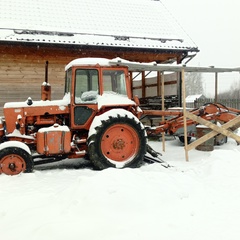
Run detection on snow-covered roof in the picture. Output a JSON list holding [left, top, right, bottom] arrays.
[[0, 0, 198, 52], [186, 94, 205, 103]]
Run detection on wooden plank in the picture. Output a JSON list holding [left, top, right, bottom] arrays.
[[161, 72, 165, 152], [157, 71, 160, 96], [182, 69, 189, 161], [214, 72, 218, 103], [186, 111, 240, 141], [0, 44, 183, 64], [132, 81, 177, 90], [142, 71, 146, 98]]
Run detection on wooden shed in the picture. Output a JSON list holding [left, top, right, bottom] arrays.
[[0, 0, 198, 115]]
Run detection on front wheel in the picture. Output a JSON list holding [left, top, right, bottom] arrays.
[[0, 147, 33, 175], [87, 111, 146, 169]]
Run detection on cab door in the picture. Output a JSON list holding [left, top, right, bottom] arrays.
[[70, 68, 99, 129]]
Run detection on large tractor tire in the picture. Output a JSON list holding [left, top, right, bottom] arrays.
[[0, 147, 33, 175], [87, 110, 146, 169]]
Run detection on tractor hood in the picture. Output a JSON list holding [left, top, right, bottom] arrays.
[[3, 94, 70, 134], [4, 94, 70, 110]]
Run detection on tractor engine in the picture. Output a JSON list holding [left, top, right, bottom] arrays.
[[2, 96, 70, 152]]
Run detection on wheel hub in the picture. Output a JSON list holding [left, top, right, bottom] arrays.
[[113, 139, 125, 150], [9, 163, 16, 171], [0, 154, 26, 175]]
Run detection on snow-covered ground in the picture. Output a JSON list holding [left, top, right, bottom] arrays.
[[1, 136, 240, 240]]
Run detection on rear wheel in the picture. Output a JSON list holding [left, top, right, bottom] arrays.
[[0, 147, 33, 175], [87, 113, 146, 169]]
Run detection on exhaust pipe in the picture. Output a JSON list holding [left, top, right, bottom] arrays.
[[41, 61, 51, 101]]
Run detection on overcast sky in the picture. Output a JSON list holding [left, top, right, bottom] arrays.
[[161, 0, 240, 96]]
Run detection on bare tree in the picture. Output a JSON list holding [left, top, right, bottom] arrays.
[[218, 80, 240, 99], [185, 72, 204, 96]]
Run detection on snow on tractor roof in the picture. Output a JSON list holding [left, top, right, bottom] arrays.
[[65, 57, 156, 70], [65, 58, 112, 70]]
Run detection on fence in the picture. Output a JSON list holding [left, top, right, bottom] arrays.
[[186, 98, 240, 110]]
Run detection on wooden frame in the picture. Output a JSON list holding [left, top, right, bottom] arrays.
[[111, 59, 240, 161], [181, 68, 240, 161]]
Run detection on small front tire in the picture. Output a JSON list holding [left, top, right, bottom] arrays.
[[0, 147, 33, 175]]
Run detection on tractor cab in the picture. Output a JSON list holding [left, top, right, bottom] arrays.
[[64, 58, 137, 129]]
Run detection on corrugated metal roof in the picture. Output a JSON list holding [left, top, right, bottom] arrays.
[[0, 0, 198, 52]]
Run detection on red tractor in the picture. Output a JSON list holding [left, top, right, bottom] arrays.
[[0, 58, 151, 175]]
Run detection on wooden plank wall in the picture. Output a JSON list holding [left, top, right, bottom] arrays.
[[0, 43, 184, 116], [0, 44, 77, 116]]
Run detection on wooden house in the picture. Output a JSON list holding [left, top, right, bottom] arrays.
[[0, 0, 198, 115]]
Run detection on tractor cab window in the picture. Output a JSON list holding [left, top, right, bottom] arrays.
[[103, 70, 127, 96], [65, 69, 72, 94], [75, 69, 99, 103]]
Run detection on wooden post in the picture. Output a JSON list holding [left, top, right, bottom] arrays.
[[182, 68, 189, 161], [178, 72, 182, 107], [142, 71, 146, 98], [157, 71, 161, 96], [161, 72, 165, 152], [214, 72, 218, 103]]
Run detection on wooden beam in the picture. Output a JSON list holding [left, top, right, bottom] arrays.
[[132, 81, 177, 90], [157, 71, 161, 96], [215, 72, 218, 103], [161, 72, 165, 152], [182, 68, 189, 161], [141, 71, 146, 98], [0, 44, 184, 64]]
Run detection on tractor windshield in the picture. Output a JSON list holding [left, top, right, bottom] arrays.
[[75, 69, 99, 103], [103, 70, 127, 96]]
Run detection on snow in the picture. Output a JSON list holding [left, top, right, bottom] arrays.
[[42, 81, 50, 86], [65, 57, 111, 70], [6, 129, 35, 140], [0, 0, 197, 51], [38, 124, 70, 133], [0, 140, 31, 154], [97, 92, 136, 110], [186, 94, 204, 103], [88, 108, 143, 138], [1, 136, 240, 240], [4, 93, 70, 109]]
